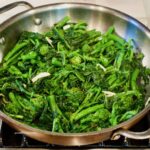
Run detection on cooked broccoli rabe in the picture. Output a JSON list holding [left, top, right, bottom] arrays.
[[0, 16, 149, 133]]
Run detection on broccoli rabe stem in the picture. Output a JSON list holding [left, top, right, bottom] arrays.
[[55, 16, 70, 28], [48, 95, 68, 132], [131, 68, 140, 91], [9, 92, 17, 104], [3, 50, 23, 66], [71, 104, 104, 122], [4, 41, 29, 62], [48, 95, 63, 117]]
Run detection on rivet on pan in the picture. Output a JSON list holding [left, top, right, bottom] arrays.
[[0, 37, 5, 44], [34, 18, 42, 25]]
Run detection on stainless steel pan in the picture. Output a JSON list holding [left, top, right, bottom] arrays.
[[0, 1, 150, 146]]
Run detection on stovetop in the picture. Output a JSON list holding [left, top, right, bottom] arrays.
[[0, 113, 149, 149]]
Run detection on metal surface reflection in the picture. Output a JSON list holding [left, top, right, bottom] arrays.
[[0, 2, 150, 146]]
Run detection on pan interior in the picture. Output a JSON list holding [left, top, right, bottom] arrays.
[[0, 3, 150, 136], [0, 4, 150, 65]]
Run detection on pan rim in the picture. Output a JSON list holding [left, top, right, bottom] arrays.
[[0, 105, 149, 136], [0, 2, 150, 137], [0, 2, 150, 35]]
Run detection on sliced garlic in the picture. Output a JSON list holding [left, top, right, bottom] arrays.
[[32, 72, 50, 83], [23, 84, 27, 88], [96, 63, 106, 71], [145, 97, 150, 107], [45, 37, 54, 47], [63, 24, 70, 30], [102, 91, 116, 97]]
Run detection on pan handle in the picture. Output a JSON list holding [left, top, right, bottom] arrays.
[[111, 128, 150, 140], [0, 1, 33, 14]]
